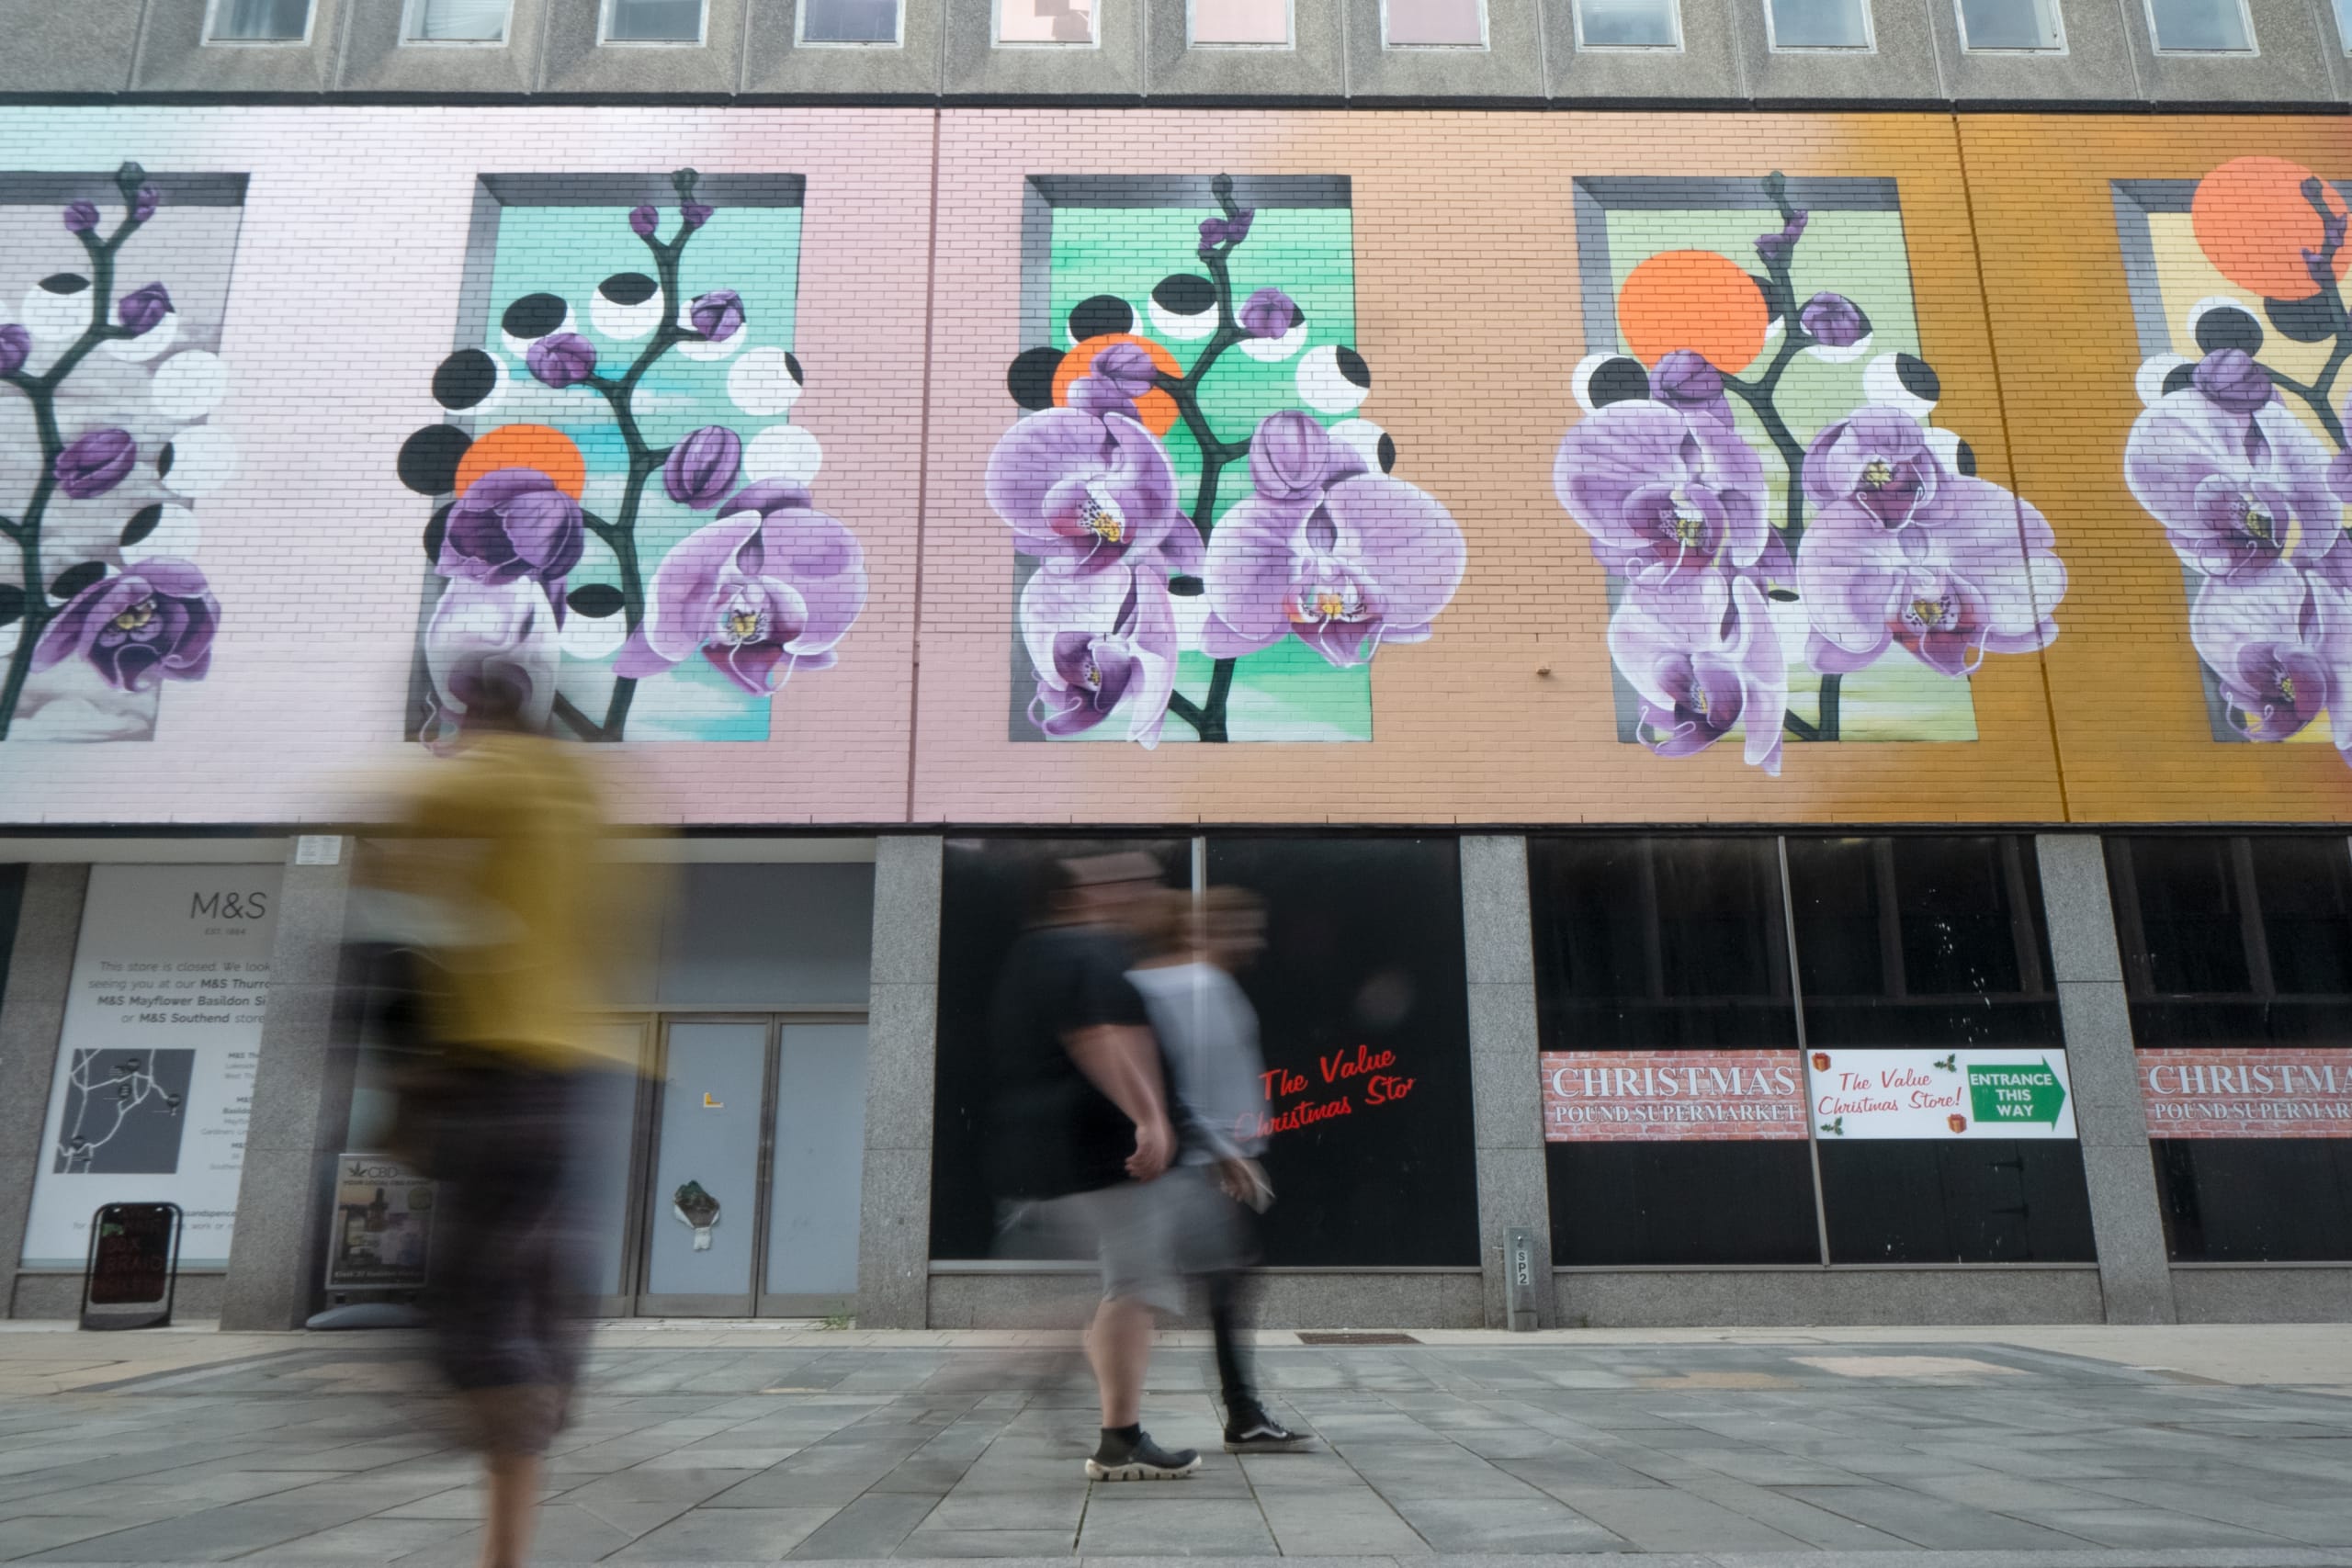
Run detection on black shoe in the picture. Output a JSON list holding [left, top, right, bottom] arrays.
[[1085, 1429, 1202, 1481], [1223, 1408, 1312, 1452]]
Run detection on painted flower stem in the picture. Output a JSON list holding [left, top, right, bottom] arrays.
[[556, 169, 702, 742], [0, 163, 148, 741], [1146, 173, 1259, 744], [2258, 180, 2352, 453]]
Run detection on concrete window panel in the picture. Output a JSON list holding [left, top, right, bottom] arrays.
[[134, 0, 346, 89], [342, 0, 548, 90], [1929, 0, 2139, 101], [1731, 0, 1949, 102], [1147, 0, 1340, 97], [744, 0, 943, 94], [540, 0, 748, 91], [1347, 0, 1544, 97], [1545, 0, 1742, 97], [0, 0, 143, 91], [2119, 0, 2340, 102], [944, 0, 1142, 98]]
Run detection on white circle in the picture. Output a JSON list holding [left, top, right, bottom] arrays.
[[133, 504, 200, 559], [1923, 426, 1965, 471], [1571, 351, 1622, 414], [729, 347, 804, 417], [102, 308, 177, 363], [1239, 321, 1308, 363], [675, 309, 744, 362], [2136, 354, 2193, 407], [1296, 344, 1369, 416], [744, 424, 821, 484], [150, 352, 228, 423], [20, 282, 89, 346], [1148, 295, 1216, 342], [1329, 419, 1386, 469], [1804, 332, 1871, 366], [560, 609, 627, 660], [159, 426, 236, 498], [590, 285, 663, 342], [1862, 353, 1936, 418]]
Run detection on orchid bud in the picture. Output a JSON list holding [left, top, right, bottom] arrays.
[[2193, 348, 2272, 415], [526, 333, 598, 389], [629, 205, 660, 238], [62, 201, 99, 234], [1239, 287, 1301, 339], [55, 428, 138, 500], [0, 324, 28, 378], [1798, 292, 1871, 348], [689, 288, 743, 343], [118, 283, 172, 338], [663, 425, 744, 510]]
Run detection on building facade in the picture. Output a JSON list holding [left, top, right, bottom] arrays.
[[1, 0, 2349, 1329]]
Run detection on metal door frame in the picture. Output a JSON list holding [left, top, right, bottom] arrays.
[[626, 1010, 868, 1318]]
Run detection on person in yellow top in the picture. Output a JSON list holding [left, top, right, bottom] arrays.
[[385, 671, 624, 1568]]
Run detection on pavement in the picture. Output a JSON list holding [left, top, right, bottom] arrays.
[[0, 1320, 2347, 1567]]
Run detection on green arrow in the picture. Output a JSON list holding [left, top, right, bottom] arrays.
[[1968, 1060, 2066, 1125]]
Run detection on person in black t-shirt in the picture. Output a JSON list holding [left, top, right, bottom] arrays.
[[987, 852, 1199, 1481]]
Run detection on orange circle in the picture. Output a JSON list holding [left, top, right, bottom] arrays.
[[455, 423, 587, 500], [1617, 250, 1770, 375], [2191, 157, 2352, 300], [1053, 333, 1182, 436]]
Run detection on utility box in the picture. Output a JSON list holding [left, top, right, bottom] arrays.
[[1505, 1225, 1540, 1331]]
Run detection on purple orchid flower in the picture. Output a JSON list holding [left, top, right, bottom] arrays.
[[526, 333, 597, 389], [62, 201, 98, 234], [422, 577, 559, 749], [1799, 292, 1870, 348], [30, 558, 218, 692], [630, 205, 660, 238], [1755, 212, 1809, 272], [2188, 566, 2330, 743], [2191, 348, 2272, 416], [131, 185, 160, 223], [1064, 344, 1161, 422], [1555, 398, 1770, 585], [689, 289, 743, 344], [2124, 385, 2335, 583], [0, 324, 28, 378], [1021, 563, 1178, 748], [1608, 572, 1787, 775], [985, 402, 1199, 578], [1200, 209, 1255, 249], [55, 428, 137, 500], [1239, 288, 1300, 339], [1203, 412, 1466, 668], [616, 480, 866, 694], [117, 283, 172, 338], [437, 468, 585, 598], [665, 425, 744, 510], [1651, 350, 1732, 425], [1803, 406, 1948, 532], [1797, 475, 2064, 677]]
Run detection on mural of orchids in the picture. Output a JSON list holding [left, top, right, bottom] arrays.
[[401, 168, 865, 747], [2, 163, 232, 742], [1555, 172, 2066, 774], [985, 175, 1467, 746], [2121, 157, 2352, 766]]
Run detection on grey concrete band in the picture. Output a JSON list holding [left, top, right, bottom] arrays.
[[1460, 834, 1553, 1330], [860, 834, 943, 1329]]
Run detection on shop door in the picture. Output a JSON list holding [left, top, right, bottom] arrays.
[[637, 1016, 867, 1316]]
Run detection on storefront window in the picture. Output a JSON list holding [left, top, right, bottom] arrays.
[[2109, 834, 2352, 1261], [1534, 834, 2093, 1268]]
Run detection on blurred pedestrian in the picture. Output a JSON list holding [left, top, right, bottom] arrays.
[[379, 667, 635, 1568], [986, 852, 1199, 1481], [1128, 886, 1307, 1453]]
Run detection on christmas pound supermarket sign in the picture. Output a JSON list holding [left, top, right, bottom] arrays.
[[1807, 1048, 2076, 1140]]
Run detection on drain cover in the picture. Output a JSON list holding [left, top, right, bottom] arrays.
[[1297, 1331, 1419, 1346]]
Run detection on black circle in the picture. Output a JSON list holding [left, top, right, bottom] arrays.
[[423, 502, 453, 563], [155, 442, 172, 480], [1069, 295, 1134, 342], [1589, 355, 1650, 408], [38, 273, 88, 296], [784, 352, 805, 385], [569, 582, 627, 619], [1954, 440, 1978, 478], [2265, 293, 2342, 344], [2195, 305, 2263, 355], [1007, 347, 1064, 412], [599, 272, 658, 306], [2162, 361, 2198, 397], [1376, 434, 1397, 473], [50, 560, 107, 604], [1337, 346, 1371, 390], [431, 349, 498, 412], [1895, 354, 1939, 403], [120, 502, 164, 549], [398, 424, 472, 497], [501, 292, 567, 341], [1153, 274, 1216, 316], [1168, 575, 1206, 598]]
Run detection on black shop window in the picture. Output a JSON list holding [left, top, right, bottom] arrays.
[[2108, 834, 2352, 1047], [1786, 836, 2061, 1049], [1529, 836, 1797, 1050]]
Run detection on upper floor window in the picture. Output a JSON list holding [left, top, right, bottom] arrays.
[[1766, 0, 1872, 48], [405, 0, 512, 40], [1575, 0, 1681, 46], [605, 0, 707, 41], [1193, 0, 1292, 43], [208, 0, 313, 41], [2145, 0, 2252, 49], [1957, 0, 2061, 47], [2337, 0, 2352, 50], [998, 0, 1097, 42], [1384, 0, 1487, 45], [801, 0, 902, 40]]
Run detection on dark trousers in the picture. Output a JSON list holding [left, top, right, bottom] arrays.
[[1204, 1267, 1259, 1416]]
